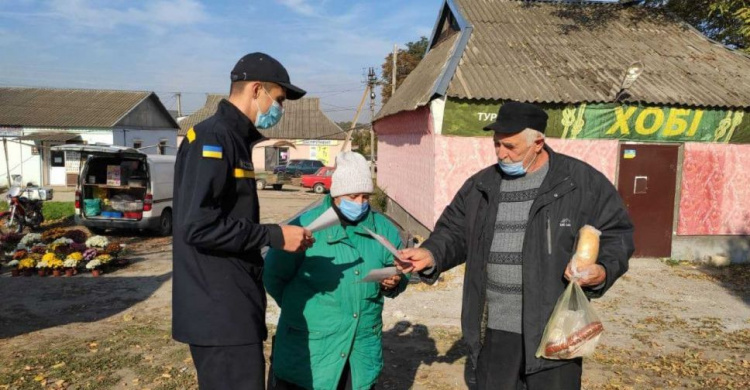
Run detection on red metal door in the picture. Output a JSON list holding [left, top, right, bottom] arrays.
[[617, 144, 679, 257]]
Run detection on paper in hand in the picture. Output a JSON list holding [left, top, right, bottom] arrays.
[[360, 266, 399, 283], [362, 226, 402, 260], [305, 207, 340, 232]]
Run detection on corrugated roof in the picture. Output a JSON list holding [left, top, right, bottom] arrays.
[[448, 0, 750, 107], [0, 87, 178, 128], [16, 132, 82, 142], [376, 0, 750, 121], [178, 95, 345, 140], [376, 33, 461, 120]]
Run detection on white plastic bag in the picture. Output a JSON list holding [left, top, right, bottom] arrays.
[[535, 280, 604, 360]]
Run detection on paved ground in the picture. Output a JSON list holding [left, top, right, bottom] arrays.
[[1, 186, 748, 389]]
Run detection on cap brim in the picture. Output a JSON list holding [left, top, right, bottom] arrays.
[[482, 121, 526, 134], [278, 82, 306, 100]]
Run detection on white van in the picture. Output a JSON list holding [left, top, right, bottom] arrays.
[[51, 144, 175, 235]]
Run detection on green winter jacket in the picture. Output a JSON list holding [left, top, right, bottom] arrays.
[[265, 196, 408, 390]]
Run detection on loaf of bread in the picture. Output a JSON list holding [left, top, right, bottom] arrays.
[[574, 225, 601, 266], [544, 321, 604, 358]]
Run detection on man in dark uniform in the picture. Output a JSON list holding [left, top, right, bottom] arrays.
[[172, 52, 314, 389]]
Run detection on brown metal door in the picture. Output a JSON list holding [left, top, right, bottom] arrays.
[[617, 144, 679, 257]]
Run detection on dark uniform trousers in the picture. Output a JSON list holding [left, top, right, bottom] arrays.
[[475, 329, 582, 390], [190, 344, 264, 390]]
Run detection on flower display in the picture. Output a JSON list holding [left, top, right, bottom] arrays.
[[83, 248, 98, 261], [67, 252, 84, 262], [70, 243, 87, 253], [18, 258, 36, 269], [52, 238, 74, 246], [36, 260, 49, 269], [42, 252, 60, 264], [95, 254, 113, 265], [13, 250, 28, 260], [42, 228, 68, 243], [31, 245, 47, 254], [63, 258, 79, 268], [86, 236, 109, 248], [103, 242, 123, 256], [64, 229, 88, 244], [30, 253, 43, 261], [85, 259, 102, 270], [7, 260, 19, 268], [47, 257, 64, 269], [19, 233, 42, 247]]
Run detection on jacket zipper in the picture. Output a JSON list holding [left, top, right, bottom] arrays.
[[546, 210, 552, 255]]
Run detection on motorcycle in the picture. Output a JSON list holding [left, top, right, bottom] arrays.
[[0, 176, 53, 234]]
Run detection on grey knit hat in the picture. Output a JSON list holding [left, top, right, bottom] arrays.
[[330, 152, 373, 197]]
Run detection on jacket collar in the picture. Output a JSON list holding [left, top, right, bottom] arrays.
[[475, 144, 571, 196], [218, 99, 266, 145]]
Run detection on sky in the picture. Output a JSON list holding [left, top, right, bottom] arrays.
[[0, 0, 440, 122]]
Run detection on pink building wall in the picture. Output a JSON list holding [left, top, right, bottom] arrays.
[[677, 143, 750, 235], [432, 137, 619, 228], [375, 107, 436, 229]]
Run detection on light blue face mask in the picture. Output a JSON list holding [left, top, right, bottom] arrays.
[[498, 148, 537, 176], [339, 198, 370, 221], [254, 88, 284, 129]]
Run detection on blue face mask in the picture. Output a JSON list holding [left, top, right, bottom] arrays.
[[254, 88, 284, 129], [339, 199, 370, 221], [498, 148, 536, 176]]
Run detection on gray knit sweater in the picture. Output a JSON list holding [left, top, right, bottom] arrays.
[[486, 163, 548, 333]]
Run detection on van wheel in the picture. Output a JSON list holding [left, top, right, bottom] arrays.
[[256, 179, 266, 190], [158, 209, 173, 236], [313, 183, 326, 194]]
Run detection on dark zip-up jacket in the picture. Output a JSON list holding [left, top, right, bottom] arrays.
[[421, 145, 634, 374], [172, 99, 283, 346]]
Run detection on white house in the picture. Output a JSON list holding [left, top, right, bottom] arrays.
[[0, 87, 179, 187]]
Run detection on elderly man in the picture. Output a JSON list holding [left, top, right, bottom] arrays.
[[399, 102, 634, 390]]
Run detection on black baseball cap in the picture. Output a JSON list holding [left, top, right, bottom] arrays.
[[230, 52, 306, 100], [483, 101, 548, 134]]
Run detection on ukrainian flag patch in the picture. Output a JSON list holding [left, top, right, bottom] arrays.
[[202, 145, 223, 159]]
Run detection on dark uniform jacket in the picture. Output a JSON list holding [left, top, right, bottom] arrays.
[[420, 145, 634, 374], [172, 99, 284, 346]]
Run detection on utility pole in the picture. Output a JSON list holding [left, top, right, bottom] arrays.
[[392, 44, 398, 97], [2, 138, 10, 188], [368, 67, 378, 177], [175, 92, 183, 117]]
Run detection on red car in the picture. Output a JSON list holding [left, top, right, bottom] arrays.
[[301, 167, 335, 194]]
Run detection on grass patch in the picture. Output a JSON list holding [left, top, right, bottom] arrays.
[[0, 201, 74, 221], [42, 202, 75, 221]]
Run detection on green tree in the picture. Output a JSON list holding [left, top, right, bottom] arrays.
[[635, 0, 750, 52], [380, 36, 429, 105]]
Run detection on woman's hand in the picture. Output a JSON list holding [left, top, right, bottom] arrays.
[[380, 274, 402, 291]]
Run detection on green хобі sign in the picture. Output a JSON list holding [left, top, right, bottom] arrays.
[[443, 99, 749, 143]]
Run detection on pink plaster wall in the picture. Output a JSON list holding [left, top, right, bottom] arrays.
[[432, 137, 619, 227], [677, 143, 750, 235], [544, 139, 619, 184], [375, 107, 436, 229]]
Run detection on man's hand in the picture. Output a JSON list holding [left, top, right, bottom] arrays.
[[564, 262, 606, 287], [396, 248, 435, 274], [380, 274, 401, 291], [280, 225, 314, 253]]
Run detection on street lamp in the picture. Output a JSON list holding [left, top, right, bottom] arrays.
[[614, 61, 644, 102]]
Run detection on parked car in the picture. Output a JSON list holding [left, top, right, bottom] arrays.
[[52, 144, 175, 236], [255, 172, 292, 191], [273, 159, 325, 177], [301, 167, 335, 194]]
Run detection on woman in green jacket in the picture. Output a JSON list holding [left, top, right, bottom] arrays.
[[265, 152, 408, 390]]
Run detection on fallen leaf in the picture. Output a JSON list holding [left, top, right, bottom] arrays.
[[161, 373, 172, 379], [52, 362, 66, 369]]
